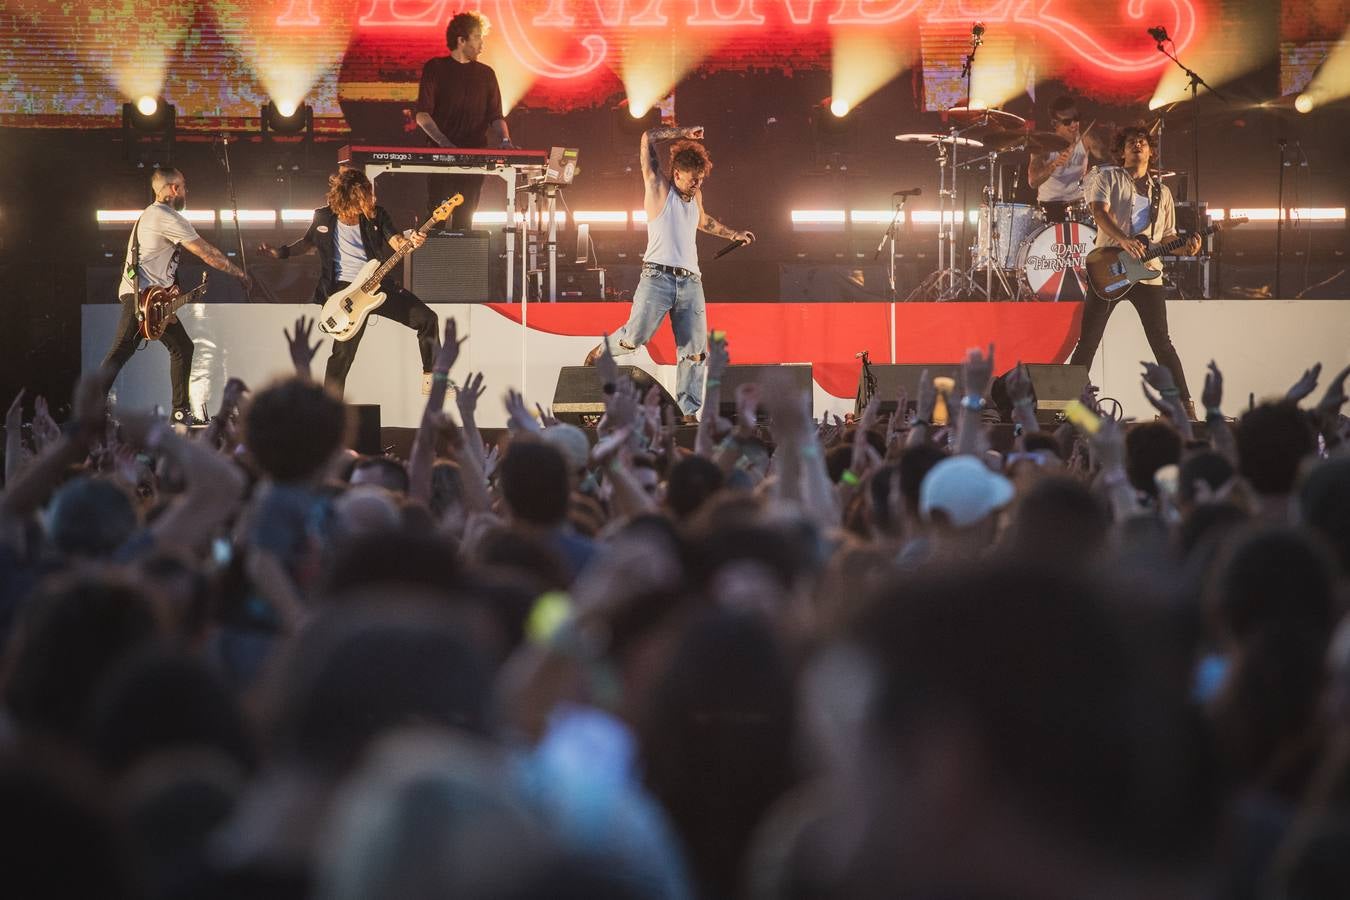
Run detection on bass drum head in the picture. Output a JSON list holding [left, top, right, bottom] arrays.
[[1017, 221, 1096, 301]]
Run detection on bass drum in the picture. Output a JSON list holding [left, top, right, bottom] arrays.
[[1016, 220, 1097, 301]]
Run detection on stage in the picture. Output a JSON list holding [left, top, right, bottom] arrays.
[[83, 300, 1350, 429]]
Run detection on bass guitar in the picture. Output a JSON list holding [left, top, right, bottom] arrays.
[[1085, 217, 1247, 301], [318, 194, 463, 341], [137, 273, 209, 341]]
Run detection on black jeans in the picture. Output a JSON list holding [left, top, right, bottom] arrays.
[[1069, 282, 1191, 401], [428, 173, 484, 232], [322, 283, 439, 397], [102, 293, 195, 410]]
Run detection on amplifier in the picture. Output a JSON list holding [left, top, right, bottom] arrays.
[[557, 267, 607, 300], [719, 364, 813, 422], [405, 230, 491, 302], [552, 365, 677, 427]]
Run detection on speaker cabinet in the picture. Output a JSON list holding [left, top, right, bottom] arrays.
[[405, 230, 491, 302], [552, 366, 677, 427], [989, 363, 1089, 423], [716, 364, 813, 422], [346, 404, 382, 455]]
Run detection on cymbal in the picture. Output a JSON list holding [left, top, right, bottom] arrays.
[[895, 133, 984, 148], [1151, 169, 1178, 178], [1024, 131, 1071, 152], [945, 106, 1026, 129]]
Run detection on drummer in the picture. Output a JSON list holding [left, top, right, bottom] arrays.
[[1027, 97, 1096, 222]]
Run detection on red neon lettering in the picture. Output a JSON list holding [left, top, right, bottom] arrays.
[[487, 0, 610, 77], [630, 0, 670, 25], [778, 0, 831, 24], [925, 0, 1015, 20], [532, 0, 629, 27], [829, 0, 926, 24], [358, 0, 452, 27], [688, 0, 765, 25], [1011, 0, 1197, 73], [276, 0, 320, 26]]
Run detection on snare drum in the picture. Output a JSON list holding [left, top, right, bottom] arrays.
[[1016, 220, 1097, 301], [975, 202, 1042, 269]]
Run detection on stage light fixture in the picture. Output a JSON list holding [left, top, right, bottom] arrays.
[[614, 98, 663, 135], [261, 100, 314, 140], [122, 99, 176, 163], [1295, 94, 1314, 113], [136, 96, 159, 116], [829, 98, 851, 118]]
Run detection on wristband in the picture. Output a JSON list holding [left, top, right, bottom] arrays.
[[799, 443, 821, 460], [431, 371, 450, 383], [1160, 387, 1180, 398], [1013, 398, 1036, 409], [961, 395, 984, 411], [912, 418, 931, 428], [840, 469, 861, 487], [1205, 407, 1224, 420], [705, 378, 721, 388]]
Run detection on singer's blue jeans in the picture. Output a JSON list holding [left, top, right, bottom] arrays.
[[604, 263, 707, 415]]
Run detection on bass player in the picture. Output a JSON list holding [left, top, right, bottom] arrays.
[[260, 168, 438, 397], [1070, 125, 1201, 415]]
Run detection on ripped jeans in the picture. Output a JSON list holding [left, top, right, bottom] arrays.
[[604, 263, 707, 414]]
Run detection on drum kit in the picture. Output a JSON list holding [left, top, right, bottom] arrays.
[[895, 106, 1099, 301]]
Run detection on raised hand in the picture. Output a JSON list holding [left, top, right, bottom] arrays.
[[1006, 362, 1034, 406], [221, 376, 248, 411], [961, 344, 996, 398], [283, 315, 322, 377], [915, 368, 937, 423], [1315, 364, 1350, 422], [5, 389, 24, 436], [1201, 360, 1223, 412], [707, 331, 730, 380], [455, 371, 486, 419], [433, 317, 468, 375], [1287, 362, 1322, 403], [30, 396, 61, 452], [536, 403, 560, 428], [504, 388, 542, 434], [1140, 361, 1177, 395], [257, 242, 284, 259], [685, 125, 705, 140], [595, 333, 621, 387], [1078, 380, 1101, 415]]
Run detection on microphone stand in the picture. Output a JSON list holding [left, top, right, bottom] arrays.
[[876, 193, 913, 302], [1276, 138, 1287, 298], [216, 134, 274, 301], [1153, 37, 1226, 215]]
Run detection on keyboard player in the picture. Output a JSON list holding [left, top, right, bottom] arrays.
[[415, 11, 514, 232]]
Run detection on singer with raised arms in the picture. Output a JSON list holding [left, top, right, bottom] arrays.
[[583, 124, 755, 420]]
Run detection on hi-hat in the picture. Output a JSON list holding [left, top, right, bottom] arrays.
[[896, 132, 984, 147], [945, 106, 1026, 129]]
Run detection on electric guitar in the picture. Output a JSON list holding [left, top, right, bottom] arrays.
[[318, 194, 463, 341], [137, 273, 209, 341], [1085, 217, 1247, 301]]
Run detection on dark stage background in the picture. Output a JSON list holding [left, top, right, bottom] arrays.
[[2, 0, 1347, 407]]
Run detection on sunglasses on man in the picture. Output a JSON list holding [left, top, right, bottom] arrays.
[[1055, 115, 1080, 125]]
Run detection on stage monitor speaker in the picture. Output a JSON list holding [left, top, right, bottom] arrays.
[[406, 230, 491, 302], [856, 364, 961, 416], [346, 404, 382, 455], [552, 366, 677, 427], [717, 364, 813, 422], [989, 363, 1089, 423]]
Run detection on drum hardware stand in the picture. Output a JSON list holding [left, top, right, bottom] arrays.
[[1275, 137, 1287, 298]]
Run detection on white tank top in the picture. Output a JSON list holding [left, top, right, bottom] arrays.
[[1036, 139, 1087, 203], [643, 184, 701, 274]]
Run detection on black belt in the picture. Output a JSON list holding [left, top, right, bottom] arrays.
[[643, 261, 698, 278]]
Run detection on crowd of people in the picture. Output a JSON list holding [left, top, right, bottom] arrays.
[[2, 319, 1349, 899]]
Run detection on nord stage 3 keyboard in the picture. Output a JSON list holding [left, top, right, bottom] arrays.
[[337, 145, 548, 170]]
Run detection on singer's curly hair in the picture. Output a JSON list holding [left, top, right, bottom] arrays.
[[669, 139, 713, 176], [1111, 124, 1156, 163], [446, 11, 488, 51], [327, 167, 375, 220]]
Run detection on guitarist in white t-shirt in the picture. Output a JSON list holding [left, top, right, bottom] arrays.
[[1069, 125, 1201, 414], [102, 167, 252, 425]]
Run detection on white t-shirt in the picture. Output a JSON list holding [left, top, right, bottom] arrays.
[[119, 202, 200, 297], [335, 220, 370, 283], [1035, 139, 1087, 203]]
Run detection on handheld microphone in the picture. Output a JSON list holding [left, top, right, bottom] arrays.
[[971, 22, 985, 45], [893, 188, 923, 197], [713, 238, 747, 259], [1147, 25, 1169, 43], [854, 351, 870, 359]]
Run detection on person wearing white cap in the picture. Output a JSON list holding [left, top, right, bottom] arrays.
[[917, 455, 1015, 562]]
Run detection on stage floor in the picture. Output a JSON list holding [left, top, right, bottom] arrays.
[[83, 300, 1350, 428]]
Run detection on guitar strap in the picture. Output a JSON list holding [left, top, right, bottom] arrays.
[[1147, 175, 1161, 241]]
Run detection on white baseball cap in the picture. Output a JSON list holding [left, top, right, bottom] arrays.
[[919, 455, 1015, 528]]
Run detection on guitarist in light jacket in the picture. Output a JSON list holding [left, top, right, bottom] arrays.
[[1071, 125, 1201, 412], [260, 168, 437, 397]]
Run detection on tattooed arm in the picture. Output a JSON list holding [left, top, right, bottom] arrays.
[[183, 237, 249, 281], [694, 191, 755, 244]]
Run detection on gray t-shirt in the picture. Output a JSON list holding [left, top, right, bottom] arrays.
[[118, 201, 201, 297]]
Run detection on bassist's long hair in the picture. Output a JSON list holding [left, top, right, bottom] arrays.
[[327, 168, 376, 221]]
